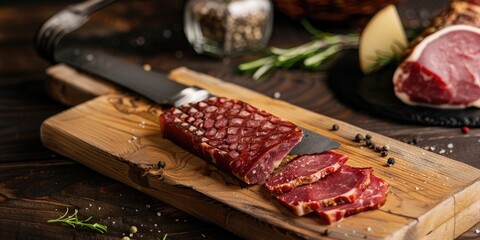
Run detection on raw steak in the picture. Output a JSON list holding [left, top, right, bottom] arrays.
[[393, 0, 480, 108], [393, 25, 480, 108], [160, 97, 303, 184], [265, 151, 348, 194], [275, 166, 372, 216], [315, 175, 389, 224]]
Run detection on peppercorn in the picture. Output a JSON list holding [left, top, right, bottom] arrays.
[[129, 226, 138, 234], [158, 161, 166, 168], [355, 133, 364, 142], [381, 150, 388, 157], [365, 134, 372, 140], [374, 145, 382, 152], [387, 157, 395, 166], [365, 139, 372, 147], [332, 124, 339, 131], [382, 145, 390, 151], [122, 237, 131, 240], [461, 126, 469, 134]]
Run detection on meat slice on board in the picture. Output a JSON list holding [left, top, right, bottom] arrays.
[[315, 175, 389, 224], [160, 97, 303, 184], [393, 0, 480, 108], [265, 151, 349, 194], [275, 166, 372, 216]]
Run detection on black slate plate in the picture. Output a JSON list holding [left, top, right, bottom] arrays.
[[327, 50, 480, 127]]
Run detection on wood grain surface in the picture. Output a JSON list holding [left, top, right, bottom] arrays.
[[1, 1, 479, 239], [41, 66, 480, 239]]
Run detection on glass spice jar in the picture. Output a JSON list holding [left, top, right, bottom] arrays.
[[184, 0, 273, 57]]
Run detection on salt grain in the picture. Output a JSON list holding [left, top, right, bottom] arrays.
[[415, 186, 420, 191], [157, 211, 162, 216], [146, 204, 151, 208], [273, 92, 281, 99], [475, 229, 479, 234], [439, 149, 445, 154], [447, 143, 454, 148], [367, 227, 372, 232]]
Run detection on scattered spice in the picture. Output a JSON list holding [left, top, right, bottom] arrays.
[[122, 237, 131, 240], [461, 126, 469, 134], [374, 146, 382, 152], [158, 161, 166, 169], [381, 150, 388, 157], [382, 145, 390, 151], [365, 134, 372, 140], [129, 226, 138, 234], [355, 133, 364, 142], [365, 139, 372, 147], [387, 157, 395, 166], [332, 124, 340, 131]]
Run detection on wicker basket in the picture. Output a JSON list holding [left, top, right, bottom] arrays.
[[272, 0, 400, 22]]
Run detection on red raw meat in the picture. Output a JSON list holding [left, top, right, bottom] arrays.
[[392, 0, 480, 109], [393, 25, 480, 108], [275, 166, 372, 216], [160, 97, 303, 184], [265, 151, 348, 194], [315, 175, 389, 224]]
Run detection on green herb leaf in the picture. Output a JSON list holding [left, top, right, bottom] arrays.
[[48, 208, 108, 233], [238, 19, 359, 80]]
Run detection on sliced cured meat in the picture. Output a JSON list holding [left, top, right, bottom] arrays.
[[265, 151, 348, 194], [160, 97, 303, 184], [393, 0, 480, 108], [275, 166, 372, 216], [393, 25, 480, 108], [315, 175, 389, 224]]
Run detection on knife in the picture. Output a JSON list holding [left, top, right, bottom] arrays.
[[54, 47, 340, 154]]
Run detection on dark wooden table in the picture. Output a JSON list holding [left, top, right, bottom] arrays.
[[0, 1, 478, 239]]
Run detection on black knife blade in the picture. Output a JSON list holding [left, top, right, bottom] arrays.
[[55, 47, 340, 154]]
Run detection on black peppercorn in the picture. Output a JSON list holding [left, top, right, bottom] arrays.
[[365, 134, 372, 140], [387, 157, 395, 166], [355, 133, 364, 142], [374, 145, 382, 152], [365, 139, 372, 147], [158, 161, 166, 168], [381, 150, 388, 157], [332, 124, 339, 131], [382, 145, 390, 151]]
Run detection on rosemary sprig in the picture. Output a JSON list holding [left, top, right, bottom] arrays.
[[238, 19, 359, 80], [47, 208, 108, 233], [365, 40, 405, 74]]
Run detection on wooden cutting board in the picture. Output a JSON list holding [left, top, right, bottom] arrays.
[[41, 64, 480, 240]]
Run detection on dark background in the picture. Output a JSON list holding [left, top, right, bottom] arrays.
[[0, 0, 478, 239]]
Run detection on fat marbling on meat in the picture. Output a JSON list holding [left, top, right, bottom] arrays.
[[160, 97, 303, 184], [315, 175, 389, 224], [265, 151, 348, 194], [393, 0, 480, 108], [275, 166, 372, 216]]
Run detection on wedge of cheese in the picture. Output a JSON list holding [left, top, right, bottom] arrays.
[[359, 5, 408, 74]]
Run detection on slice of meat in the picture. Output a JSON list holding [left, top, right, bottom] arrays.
[[265, 151, 348, 194], [160, 97, 303, 184], [393, 0, 480, 108], [393, 25, 480, 108], [275, 166, 372, 216], [315, 175, 389, 224]]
